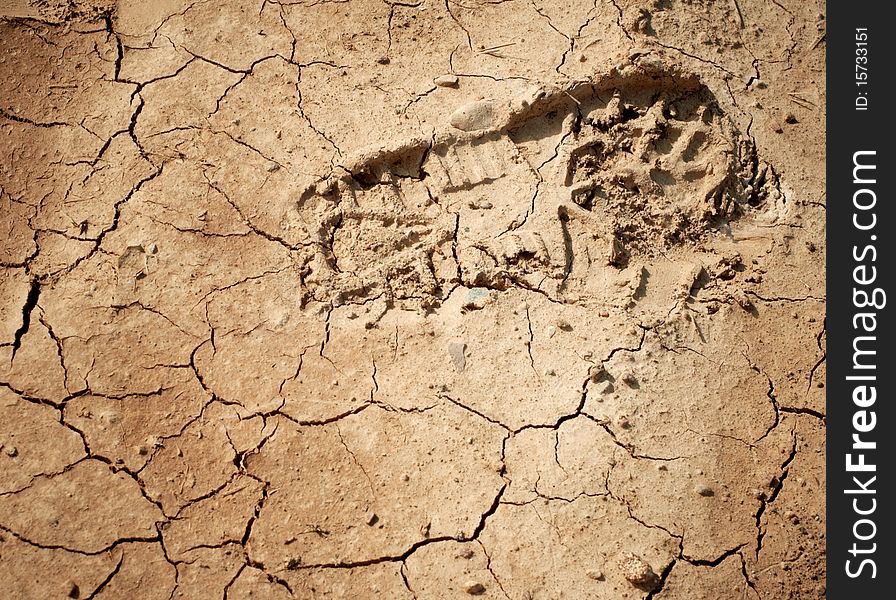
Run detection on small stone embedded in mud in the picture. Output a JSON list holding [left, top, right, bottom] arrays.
[[463, 287, 489, 310], [467, 198, 493, 210], [434, 74, 459, 87], [365, 511, 379, 526], [265, 161, 280, 172], [4, 446, 18, 457], [448, 341, 467, 372], [462, 581, 486, 595], [694, 483, 715, 497], [457, 547, 475, 559], [449, 100, 496, 131], [628, 8, 651, 33], [67, 582, 80, 598], [621, 371, 638, 386], [376, 56, 390, 64], [586, 568, 604, 580], [784, 112, 798, 124], [618, 552, 657, 587], [553, 318, 572, 331], [734, 291, 753, 309], [589, 364, 607, 383]]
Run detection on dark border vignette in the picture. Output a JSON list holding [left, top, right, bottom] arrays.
[[827, 1, 894, 596]]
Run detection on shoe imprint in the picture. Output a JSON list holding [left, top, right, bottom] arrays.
[[293, 52, 775, 307]]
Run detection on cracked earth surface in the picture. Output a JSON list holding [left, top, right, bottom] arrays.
[[0, 0, 825, 598]]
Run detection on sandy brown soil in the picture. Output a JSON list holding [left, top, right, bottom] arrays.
[[0, 0, 826, 598]]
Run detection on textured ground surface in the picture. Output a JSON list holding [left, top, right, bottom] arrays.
[[0, 0, 826, 598]]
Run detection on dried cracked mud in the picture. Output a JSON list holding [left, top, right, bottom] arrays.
[[0, 0, 826, 598]]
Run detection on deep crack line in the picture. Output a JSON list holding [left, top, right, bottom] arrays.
[[10, 278, 40, 361], [295, 484, 508, 570], [754, 432, 798, 554], [84, 551, 125, 600]]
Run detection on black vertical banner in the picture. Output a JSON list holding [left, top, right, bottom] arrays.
[[827, 2, 895, 596]]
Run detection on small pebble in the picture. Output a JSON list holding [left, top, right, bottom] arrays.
[[434, 74, 459, 87], [589, 364, 606, 383], [365, 512, 379, 526], [784, 112, 798, 124], [4, 446, 18, 458], [554, 318, 572, 331], [619, 552, 656, 586], [146, 243, 158, 254], [694, 483, 715, 497], [586, 568, 604, 580], [462, 581, 486, 595], [734, 291, 753, 309], [376, 56, 390, 65], [67, 582, 80, 599], [265, 161, 280, 173]]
